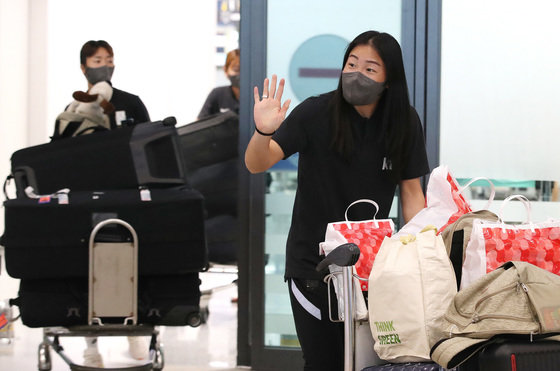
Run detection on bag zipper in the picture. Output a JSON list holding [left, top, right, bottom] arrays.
[[446, 282, 534, 329]]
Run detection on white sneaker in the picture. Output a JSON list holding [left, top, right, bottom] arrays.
[[127, 336, 148, 360], [83, 347, 104, 368]]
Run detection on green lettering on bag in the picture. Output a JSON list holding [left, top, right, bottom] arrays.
[[374, 320, 396, 332], [377, 333, 401, 345]]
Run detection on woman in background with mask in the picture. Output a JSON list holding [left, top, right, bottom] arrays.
[[80, 40, 150, 127], [198, 48, 240, 119], [245, 31, 429, 371]]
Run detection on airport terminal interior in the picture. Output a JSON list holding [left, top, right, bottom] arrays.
[[1, 1, 560, 370]]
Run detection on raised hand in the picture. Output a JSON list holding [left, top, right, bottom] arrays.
[[253, 75, 291, 134]]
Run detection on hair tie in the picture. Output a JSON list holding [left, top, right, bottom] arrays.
[[255, 126, 275, 136]]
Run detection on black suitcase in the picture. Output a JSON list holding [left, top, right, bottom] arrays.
[[189, 158, 238, 218], [10, 118, 187, 197], [1, 186, 207, 279], [13, 274, 201, 328], [177, 111, 239, 172], [458, 338, 560, 371], [205, 214, 238, 264]]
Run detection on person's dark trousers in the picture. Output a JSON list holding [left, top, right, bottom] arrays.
[[288, 277, 345, 371]]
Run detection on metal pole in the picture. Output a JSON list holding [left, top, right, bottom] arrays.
[[342, 266, 354, 371]]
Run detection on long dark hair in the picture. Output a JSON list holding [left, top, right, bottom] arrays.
[[329, 31, 413, 182]]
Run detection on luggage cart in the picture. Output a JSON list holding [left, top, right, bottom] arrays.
[[317, 243, 383, 371], [36, 219, 172, 371], [317, 243, 361, 371]]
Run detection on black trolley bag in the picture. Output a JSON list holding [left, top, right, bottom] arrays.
[[178, 111, 240, 263], [177, 111, 240, 218], [455, 337, 560, 371], [12, 274, 202, 328], [176, 111, 239, 173], [9, 117, 186, 198], [1, 185, 208, 279]]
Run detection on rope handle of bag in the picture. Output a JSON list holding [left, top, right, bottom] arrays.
[[344, 199, 380, 228], [498, 194, 535, 233], [457, 177, 496, 210]]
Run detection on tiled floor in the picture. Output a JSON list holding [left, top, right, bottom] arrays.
[[0, 250, 247, 370]]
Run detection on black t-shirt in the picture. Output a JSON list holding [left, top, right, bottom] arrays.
[[198, 86, 239, 119], [272, 91, 430, 280], [110, 87, 150, 128]]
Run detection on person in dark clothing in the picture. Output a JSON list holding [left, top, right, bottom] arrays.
[[77, 39, 150, 367], [198, 48, 240, 119], [245, 31, 430, 371], [79, 40, 150, 127]]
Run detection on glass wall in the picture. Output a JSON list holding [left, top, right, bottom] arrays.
[[440, 0, 560, 221], [263, 0, 404, 348]]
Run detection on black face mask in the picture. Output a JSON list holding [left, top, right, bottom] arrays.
[[341, 71, 386, 106], [228, 74, 240, 88], [85, 65, 114, 85]]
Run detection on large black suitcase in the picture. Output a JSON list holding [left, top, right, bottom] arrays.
[[458, 338, 560, 371], [1, 186, 207, 279], [10, 118, 186, 197], [177, 111, 239, 172], [189, 158, 238, 218], [12, 274, 201, 328], [205, 214, 238, 264]]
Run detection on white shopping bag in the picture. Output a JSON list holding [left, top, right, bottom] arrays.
[[368, 227, 457, 362], [395, 165, 494, 237]]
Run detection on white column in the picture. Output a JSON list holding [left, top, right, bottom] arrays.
[[28, 0, 49, 144], [0, 0, 30, 235]]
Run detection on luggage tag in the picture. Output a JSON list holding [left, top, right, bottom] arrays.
[[57, 193, 69, 204], [55, 189, 70, 205], [38, 196, 51, 204], [27, 187, 70, 204], [140, 188, 152, 202]]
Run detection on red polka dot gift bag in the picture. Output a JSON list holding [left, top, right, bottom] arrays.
[[462, 194, 560, 289], [319, 199, 394, 320]]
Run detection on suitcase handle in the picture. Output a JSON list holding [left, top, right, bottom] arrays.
[[89, 218, 138, 251], [12, 166, 39, 198], [89, 219, 139, 326], [3, 174, 14, 200]]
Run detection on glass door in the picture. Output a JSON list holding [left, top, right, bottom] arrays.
[[263, 0, 405, 352], [238, 1, 433, 369]]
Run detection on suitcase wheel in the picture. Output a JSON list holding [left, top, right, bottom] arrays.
[[152, 344, 164, 371], [37, 341, 52, 371]]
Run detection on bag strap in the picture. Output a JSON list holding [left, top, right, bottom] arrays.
[[449, 230, 465, 290], [73, 125, 109, 137], [458, 177, 495, 210], [344, 199, 379, 227], [61, 120, 81, 138], [3, 174, 14, 200], [499, 194, 534, 232]]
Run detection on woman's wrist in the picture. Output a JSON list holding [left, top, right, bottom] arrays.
[[255, 126, 276, 136]]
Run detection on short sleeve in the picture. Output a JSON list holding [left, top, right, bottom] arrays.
[[401, 108, 430, 180], [271, 98, 313, 158]]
